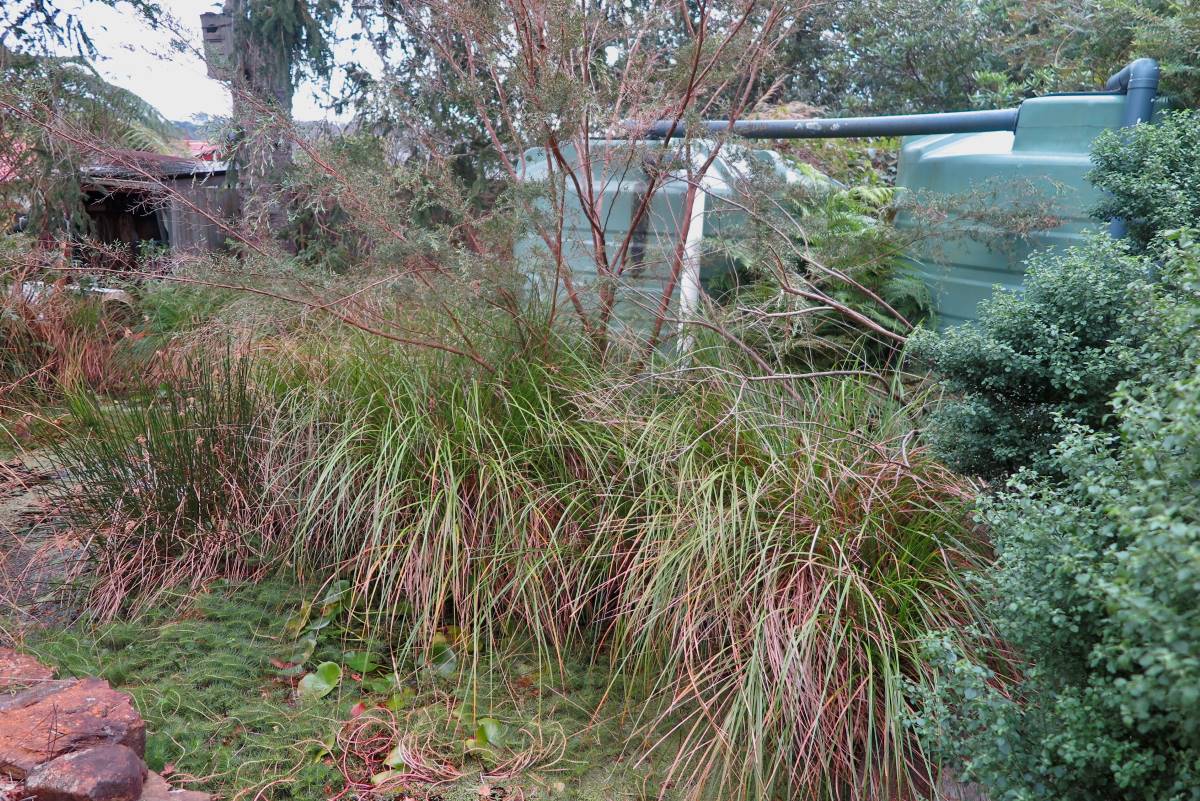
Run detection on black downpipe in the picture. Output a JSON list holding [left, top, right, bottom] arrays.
[[637, 59, 1159, 239], [644, 108, 1020, 140], [1105, 58, 1161, 237]]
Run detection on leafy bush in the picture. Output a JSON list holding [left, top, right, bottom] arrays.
[[908, 234, 1150, 477], [1090, 109, 1200, 250], [911, 230, 1200, 801], [721, 173, 931, 367]]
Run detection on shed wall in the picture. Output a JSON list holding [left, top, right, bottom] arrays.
[[164, 175, 239, 252]]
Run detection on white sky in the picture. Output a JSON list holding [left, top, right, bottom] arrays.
[[67, 0, 382, 123]]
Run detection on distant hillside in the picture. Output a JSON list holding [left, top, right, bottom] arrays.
[[171, 117, 346, 141], [171, 114, 230, 139]]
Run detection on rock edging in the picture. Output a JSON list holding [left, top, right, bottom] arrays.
[[0, 649, 211, 801]]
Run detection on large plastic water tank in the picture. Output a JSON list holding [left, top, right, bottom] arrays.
[[895, 93, 1129, 326], [515, 141, 807, 334]]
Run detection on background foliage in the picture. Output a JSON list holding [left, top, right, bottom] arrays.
[[781, 0, 1200, 114], [1091, 110, 1200, 250], [912, 230, 1200, 801]]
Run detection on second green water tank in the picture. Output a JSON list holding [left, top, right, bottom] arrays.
[[895, 93, 1128, 326]]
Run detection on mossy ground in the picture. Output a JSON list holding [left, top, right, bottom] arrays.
[[13, 579, 673, 801]]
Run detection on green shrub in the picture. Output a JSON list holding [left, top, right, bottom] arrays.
[[1090, 109, 1200, 250], [908, 234, 1150, 477], [911, 230, 1200, 801]]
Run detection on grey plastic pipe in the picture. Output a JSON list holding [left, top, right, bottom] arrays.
[[641, 59, 1158, 144], [1106, 57, 1162, 126], [1105, 58, 1161, 237], [643, 108, 1020, 140]]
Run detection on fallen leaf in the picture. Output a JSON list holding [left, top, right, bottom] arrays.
[[371, 769, 401, 786], [297, 661, 342, 699]]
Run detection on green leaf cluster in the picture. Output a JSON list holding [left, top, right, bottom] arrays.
[[909, 234, 1151, 478], [913, 231, 1200, 801], [1091, 110, 1200, 251]]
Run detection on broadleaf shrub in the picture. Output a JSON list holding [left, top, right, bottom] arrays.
[[908, 234, 1149, 478], [911, 230, 1200, 801], [1090, 109, 1200, 250]]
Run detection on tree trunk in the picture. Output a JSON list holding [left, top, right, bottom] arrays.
[[223, 0, 296, 252]]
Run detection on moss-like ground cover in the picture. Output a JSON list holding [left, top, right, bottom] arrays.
[[14, 579, 670, 801]]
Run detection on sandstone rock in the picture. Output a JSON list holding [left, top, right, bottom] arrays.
[[23, 745, 146, 801], [0, 679, 70, 714], [0, 648, 55, 692], [138, 772, 211, 801], [0, 678, 145, 779]]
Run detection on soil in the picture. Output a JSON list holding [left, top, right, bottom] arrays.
[[0, 448, 76, 635]]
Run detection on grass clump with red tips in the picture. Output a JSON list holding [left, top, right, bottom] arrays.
[[47, 321, 985, 799], [265, 330, 984, 800]]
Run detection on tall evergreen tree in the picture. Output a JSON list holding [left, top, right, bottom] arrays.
[[219, 0, 338, 247]]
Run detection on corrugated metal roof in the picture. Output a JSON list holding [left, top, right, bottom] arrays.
[[84, 149, 229, 180]]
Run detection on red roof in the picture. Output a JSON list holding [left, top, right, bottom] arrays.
[[183, 139, 220, 161], [0, 141, 28, 183]]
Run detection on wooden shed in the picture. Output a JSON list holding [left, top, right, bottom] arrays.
[[82, 150, 239, 259]]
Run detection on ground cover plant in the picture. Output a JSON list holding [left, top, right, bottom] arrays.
[[12, 577, 676, 801], [15, 580, 344, 801]]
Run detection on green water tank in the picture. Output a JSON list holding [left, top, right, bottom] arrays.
[[895, 93, 1127, 326], [515, 141, 808, 333]]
